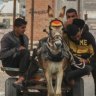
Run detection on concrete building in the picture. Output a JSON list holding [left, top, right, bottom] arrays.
[[26, 0, 55, 43], [25, 0, 80, 44], [25, 0, 96, 45], [0, 0, 19, 26]]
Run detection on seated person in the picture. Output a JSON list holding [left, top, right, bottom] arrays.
[[64, 8, 89, 32], [0, 18, 32, 85], [65, 18, 96, 94]]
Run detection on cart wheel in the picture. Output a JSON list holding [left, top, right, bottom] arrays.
[[5, 78, 21, 96]]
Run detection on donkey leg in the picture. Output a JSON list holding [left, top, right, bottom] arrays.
[[55, 70, 63, 96], [45, 71, 54, 96]]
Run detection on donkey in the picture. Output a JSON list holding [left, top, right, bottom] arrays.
[[37, 6, 75, 96]]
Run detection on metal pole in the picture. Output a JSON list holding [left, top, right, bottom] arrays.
[[13, 0, 16, 28], [78, 0, 80, 17], [30, 0, 34, 50]]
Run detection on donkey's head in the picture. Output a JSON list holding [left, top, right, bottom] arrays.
[[46, 6, 66, 49]]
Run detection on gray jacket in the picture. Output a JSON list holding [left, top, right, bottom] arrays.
[[0, 31, 29, 59]]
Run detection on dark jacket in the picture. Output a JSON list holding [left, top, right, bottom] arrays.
[[0, 31, 29, 59], [66, 30, 96, 64]]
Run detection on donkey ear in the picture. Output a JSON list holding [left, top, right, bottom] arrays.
[[59, 6, 66, 18], [48, 5, 54, 17]]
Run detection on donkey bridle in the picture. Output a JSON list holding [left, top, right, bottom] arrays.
[[46, 43, 64, 62]]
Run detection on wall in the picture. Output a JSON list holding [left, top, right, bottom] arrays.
[[26, 0, 55, 42]]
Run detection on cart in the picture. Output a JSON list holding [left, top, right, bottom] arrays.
[[1, 65, 85, 96]]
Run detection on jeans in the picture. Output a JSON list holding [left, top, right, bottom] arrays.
[[2, 49, 30, 76], [65, 65, 92, 83]]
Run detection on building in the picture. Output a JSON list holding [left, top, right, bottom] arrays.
[[26, 0, 55, 43], [0, 0, 19, 26], [25, 0, 79, 42], [25, 0, 96, 47]]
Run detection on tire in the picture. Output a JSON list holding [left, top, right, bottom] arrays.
[[5, 78, 20, 96]]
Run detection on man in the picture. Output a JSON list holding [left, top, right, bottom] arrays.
[[64, 8, 89, 33], [66, 18, 96, 95], [64, 8, 78, 29], [0, 18, 30, 85], [20, 5, 26, 19]]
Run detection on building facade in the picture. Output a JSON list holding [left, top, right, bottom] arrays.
[[0, 0, 19, 26], [25, 0, 79, 42], [26, 0, 55, 42]]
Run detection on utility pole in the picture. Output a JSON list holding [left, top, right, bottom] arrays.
[[31, 0, 34, 50], [78, 0, 80, 17], [13, 0, 16, 28]]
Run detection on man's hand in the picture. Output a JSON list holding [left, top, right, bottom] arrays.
[[18, 46, 26, 51], [79, 58, 89, 64], [64, 19, 73, 29], [74, 55, 89, 64], [66, 19, 73, 25]]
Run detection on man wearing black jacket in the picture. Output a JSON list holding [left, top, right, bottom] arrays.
[[0, 18, 30, 85], [66, 18, 96, 95]]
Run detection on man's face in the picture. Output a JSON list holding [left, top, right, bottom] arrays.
[[15, 24, 26, 35], [70, 31, 82, 41], [66, 12, 78, 24]]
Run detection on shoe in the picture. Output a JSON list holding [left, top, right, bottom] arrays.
[[13, 76, 24, 90]]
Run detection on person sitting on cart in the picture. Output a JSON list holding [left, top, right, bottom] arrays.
[[64, 8, 89, 32], [0, 18, 38, 86], [65, 18, 96, 95]]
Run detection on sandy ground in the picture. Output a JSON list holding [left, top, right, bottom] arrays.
[[0, 64, 9, 96]]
